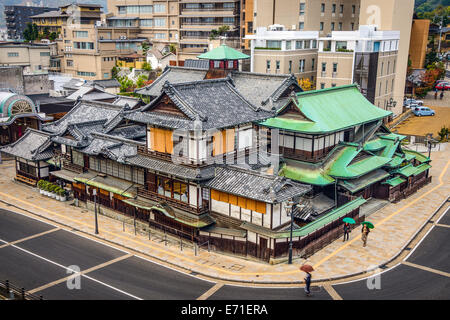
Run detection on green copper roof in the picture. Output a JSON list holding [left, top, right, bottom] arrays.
[[387, 155, 406, 168], [402, 149, 430, 163], [326, 145, 391, 179], [280, 161, 335, 186], [197, 44, 250, 60], [382, 176, 406, 187], [393, 163, 430, 177], [260, 85, 392, 134], [339, 169, 390, 193], [74, 177, 135, 198]]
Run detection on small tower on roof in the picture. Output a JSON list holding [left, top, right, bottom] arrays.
[[197, 44, 250, 79]]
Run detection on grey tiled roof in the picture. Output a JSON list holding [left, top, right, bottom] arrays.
[[134, 67, 302, 111], [42, 101, 123, 135], [92, 79, 120, 88], [206, 167, 311, 203], [125, 155, 216, 181], [1, 129, 53, 161], [112, 96, 141, 109], [184, 59, 209, 70], [134, 67, 207, 96], [128, 78, 274, 130]]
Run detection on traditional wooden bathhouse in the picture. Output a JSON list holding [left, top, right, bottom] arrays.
[[260, 85, 432, 209], [0, 90, 52, 146], [0, 128, 53, 185]]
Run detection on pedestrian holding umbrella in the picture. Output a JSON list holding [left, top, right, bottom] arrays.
[[300, 265, 314, 296], [361, 221, 373, 247]]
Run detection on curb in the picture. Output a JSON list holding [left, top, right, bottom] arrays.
[[0, 188, 448, 285]]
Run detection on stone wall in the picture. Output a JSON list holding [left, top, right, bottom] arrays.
[[0, 66, 24, 94], [23, 74, 51, 95]]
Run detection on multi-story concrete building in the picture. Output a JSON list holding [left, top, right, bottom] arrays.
[[4, 5, 57, 40], [408, 19, 430, 70], [0, 42, 51, 74], [30, 3, 147, 81], [316, 25, 399, 113], [359, 0, 414, 117], [106, 0, 241, 60], [246, 25, 318, 81], [241, 0, 360, 49]]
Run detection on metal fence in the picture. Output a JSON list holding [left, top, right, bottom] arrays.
[[0, 280, 43, 300]]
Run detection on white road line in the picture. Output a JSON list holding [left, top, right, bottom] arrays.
[[0, 237, 142, 300], [434, 206, 450, 224]]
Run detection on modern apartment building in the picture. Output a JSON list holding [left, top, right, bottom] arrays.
[[241, 0, 360, 49], [106, 0, 241, 60], [0, 42, 51, 74], [246, 25, 318, 81], [316, 25, 399, 113], [4, 5, 58, 40], [359, 0, 414, 117], [30, 3, 147, 81]]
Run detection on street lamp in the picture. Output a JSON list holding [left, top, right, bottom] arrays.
[[285, 198, 294, 264], [92, 188, 99, 234]]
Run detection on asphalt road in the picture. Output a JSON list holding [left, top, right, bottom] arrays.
[[0, 207, 449, 300]]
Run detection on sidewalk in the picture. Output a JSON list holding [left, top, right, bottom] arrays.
[[0, 147, 448, 284]]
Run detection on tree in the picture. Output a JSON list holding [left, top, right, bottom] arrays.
[[111, 66, 118, 79], [141, 62, 152, 72], [298, 78, 313, 91], [209, 25, 230, 40], [23, 23, 35, 42], [49, 32, 58, 42], [169, 44, 177, 54], [437, 126, 449, 142], [141, 42, 150, 56], [42, 27, 50, 39]]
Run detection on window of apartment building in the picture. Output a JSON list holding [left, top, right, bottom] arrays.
[[333, 63, 338, 73], [332, 4, 336, 13], [247, 21, 253, 33], [392, 79, 395, 91], [320, 22, 324, 31], [299, 59, 305, 73], [77, 71, 96, 77], [336, 41, 347, 50], [322, 62, 326, 72], [66, 60, 73, 67], [352, 5, 356, 14], [299, 3, 305, 15], [224, 17, 235, 24], [289, 60, 292, 73], [311, 58, 315, 70], [351, 23, 355, 30], [155, 33, 166, 39], [74, 31, 88, 38], [74, 42, 94, 50], [331, 22, 335, 31], [266, 60, 270, 70], [40, 52, 50, 56], [104, 73, 109, 79], [385, 81, 388, 94], [379, 82, 382, 95], [276, 61, 280, 71], [321, 3, 325, 12], [339, 22, 342, 31], [7, 52, 19, 57], [320, 83, 325, 89], [140, 19, 153, 27], [267, 40, 281, 49], [154, 4, 166, 13], [154, 18, 166, 27], [340, 5, 344, 13], [331, 83, 336, 87], [380, 62, 384, 76], [312, 40, 317, 48], [304, 40, 311, 49], [299, 22, 304, 30], [65, 46, 72, 52], [286, 41, 292, 50], [393, 60, 396, 73], [296, 40, 303, 49], [223, 2, 235, 8], [387, 61, 390, 74]]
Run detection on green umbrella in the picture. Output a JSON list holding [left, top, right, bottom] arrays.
[[343, 217, 355, 224], [362, 221, 375, 229]]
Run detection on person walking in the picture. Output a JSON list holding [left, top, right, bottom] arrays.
[[440, 91, 444, 100], [434, 90, 438, 99], [361, 224, 370, 247], [304, 271, 312, 296], [343, 222, 351, 242]]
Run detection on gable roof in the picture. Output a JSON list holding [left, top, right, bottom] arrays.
[[1, 129, 53, 161], [127, 78, 274, 130], [197, 44, 250, 60], [260, 85, 392, 134]]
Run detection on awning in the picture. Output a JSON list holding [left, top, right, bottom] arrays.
[[122, 198, 174, 219], [382, 176, 406, 187], [339, 169, 390, 193], [74, 175, 136, 198], [50, 169, 96, 183], [413, 163, 431, 176], [394, 164, 431, 178]]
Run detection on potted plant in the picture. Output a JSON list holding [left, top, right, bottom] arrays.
[[58, 188, 67, 202], [55, 187, 61, 201], [37, 180, 45, 194], [49, 184, 57, 198], [43, 181, 50, 196]]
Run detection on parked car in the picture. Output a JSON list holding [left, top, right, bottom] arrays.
[[413, 107, 435, 117], [435, 82, 450, 90], [404, 98, 424, 107]]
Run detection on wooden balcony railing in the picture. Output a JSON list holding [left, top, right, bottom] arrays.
[[137, 187, 208, 215]]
